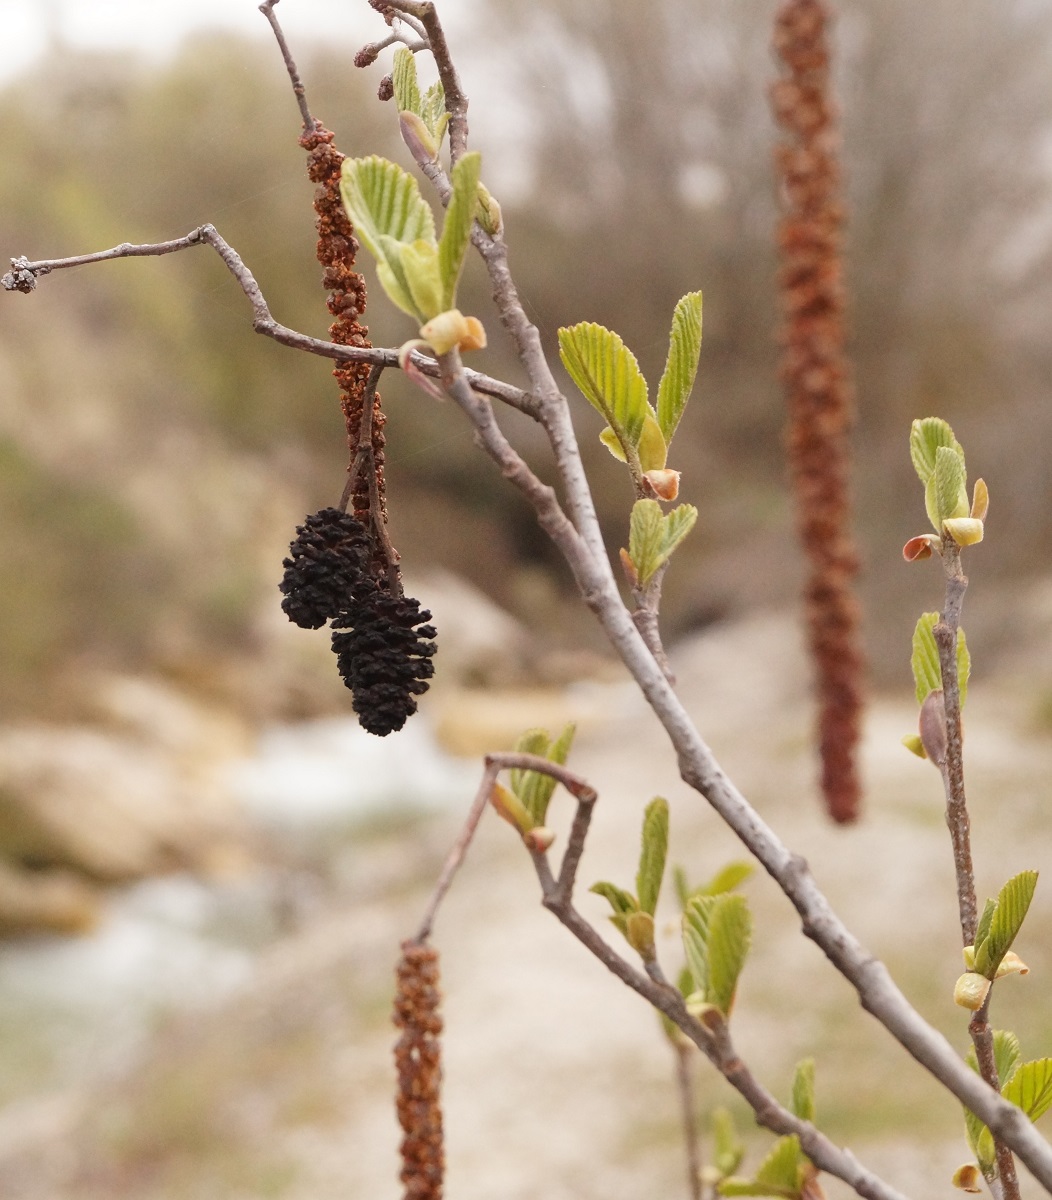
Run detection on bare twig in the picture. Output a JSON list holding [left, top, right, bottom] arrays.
[[259, 0, 318, 132], [672, 1039, 704, 1200], [933, 538, 1020, 1200], [629, 561, 676, 683], [2, 237, 536, 415]]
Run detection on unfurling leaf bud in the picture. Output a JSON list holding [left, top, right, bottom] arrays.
[[399, 110, 439, 166], [970, 478, 989, 522], [994, 950, 1030, 979], [490, 782, 535, 836], [419, 309, 487, 355], [378, 74, 394, 102], [618, 547, 639, 587], [901, 733, 927, 759], [954, 972, 991, 1011], [475, 182, 503, 236]]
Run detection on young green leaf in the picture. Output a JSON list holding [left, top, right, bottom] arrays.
[[590, 882, 640, 939], [791, 1059, 816, 1123], [682, 895, 716, 1001], [718, 1135, 804, 1196], [391, 46, 422, 115], [636, 797, 669, 916], [510, 724, 576, 828], [957, 629, 971, 708], [910, 417, 963, 486], [711, 1108, 745, 1178], [627, 499, 699, 588], [911, 613, 942, 705], [697, 861, 755, 897], [656, 291, 703, 445], [341, 157, 436, 318], [421, 80, 448, 143], [438, 151, 482, 311], [637, 409, 668, 472], [558, 323, 649, 457], [965, 1032, 1024, 1173], [400, 238, 444, 321], [974, 870, 1038, 978], [706, 894, 752, 1015], [1002, 1059, 1052, 1123], [928, 443, 969, 530]]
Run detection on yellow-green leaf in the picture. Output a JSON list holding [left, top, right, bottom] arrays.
[[401, 238, 444, 321], [974, 870, 1038, 978], [712, 1108, 744, 1178], [791, 1059, 816, 1123], [682, 895, 716, 1001], [438, 151, 482, 311], [511, 724, 575, 828], [637, 409, 668, 471], [1003, 1059, 1052, 1123], [636, 797, 669, 916], [910, 417, 963, 486], [911, 613, 942, 704], [929, 443, 969, 530], [391, 46, 422, 115], [656, 291, 703, 445], [693, 861, 754, 897], [599, 425, 629, 461], [706, 893, 752, 1015], [558, 322, 649, 455], [421, 80, 447, 142], [627, 499, 698, 588]]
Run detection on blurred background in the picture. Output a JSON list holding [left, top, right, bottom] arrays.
[[3, 0, 1052, 1196]]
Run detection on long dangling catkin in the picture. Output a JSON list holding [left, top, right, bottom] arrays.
[[299, 123, 388, 535], [393, 940, 445, 1200], [771, 0, 864, 824]]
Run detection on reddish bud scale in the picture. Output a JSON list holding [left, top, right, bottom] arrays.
[[393, 940, 445, 1200], [298, 124, 388, 543], [771, 0, 865, 824]]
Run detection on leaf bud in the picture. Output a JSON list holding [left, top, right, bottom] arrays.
[[419, 309, 487, 355], [618, 547, 639, 587], [399, 110, 438, 166], [953, 971, 991, 1011], [918, 689, 948, 768], [902, 533, 940, 561], [994, 950, 1029, 979], [901, 733, 927, 759], [523, 825, 556, 853], [476, 182, 503, 236], [490, 781, 535, 836], [970, 479, 989, 522], [644, 468, 681, 501], [354, 43, 382, 68], [625, 910, 656, 959]]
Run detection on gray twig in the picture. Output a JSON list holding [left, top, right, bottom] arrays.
[[259, 0, 318, 132]]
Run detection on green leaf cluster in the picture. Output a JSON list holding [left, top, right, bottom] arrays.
[[590, 797, 669, 959], [716, 1062, 817, 1197], [341, 150, 482, 323], [969, 870, 1038, 979], [492, 724, 575, 836], [673, 862, 754, 909], [392, 47, 449, 154], [558, 292, 702, 475], [910, 612, 970, 706], [626, 499, 698, 587], [682, 893, 751, 1017], [963, 1032, 1052, 1178], [910, 417, 969, 532]]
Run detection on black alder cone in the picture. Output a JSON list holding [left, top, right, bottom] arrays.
[[279, 508, 370, 629], [332, 581, 438, 737]]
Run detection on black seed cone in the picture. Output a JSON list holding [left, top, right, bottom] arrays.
[[279, 508, 370, 629], [332, 581, 438, 737]]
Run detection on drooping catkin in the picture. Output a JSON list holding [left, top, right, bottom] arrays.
[[393, 940, 444, 1200], [771, 0, 864, 824]]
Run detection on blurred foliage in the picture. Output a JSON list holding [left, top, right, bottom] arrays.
[[2, 0, 1052, 716]]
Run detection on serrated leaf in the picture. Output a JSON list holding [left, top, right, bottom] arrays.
[[682, 895, 716, 1000], [992, 1030, 1023, 1087], [712, 1108, 744, 1178], [974, 899, 996, 954], [911, 613, 942, 705], [717, 1179, 791, 1197], [656, 291, 703, 446], [791, 1059, 816, 1123], [637, 409, 668, 471], [438, 151, 482, 311], [707, 894, 752, 1014], [636, 797, 669, 916], [755, 1135, 804, 1190], [558, 323, 649, 456], [910, 417, 963, 486], [341, 157, 436, 318], [660, 503, 697, 560], [628, 499, 665, 586], [931, 444, 969, 528], [391, 46, 422, 115], [1003, 1059, 1052, 1122], [421, 80, 447, 142], [975, 871, 1038, 978]]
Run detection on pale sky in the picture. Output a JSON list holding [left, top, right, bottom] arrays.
[[0, 0, 443, 83]]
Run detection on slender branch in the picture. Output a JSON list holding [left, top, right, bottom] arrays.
[[413, 763, 493, 942], [933, 538, 1020, 1200], [259, 0, 318, 132], [672, 1039, 704, 1200], [2, 236, 536, 415], [630, 561, 676, 683]]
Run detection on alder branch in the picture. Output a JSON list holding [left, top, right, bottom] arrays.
[[503, 762, 912, 1200], [1, 235, 536, 417], [259, 0, 318, 133]]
